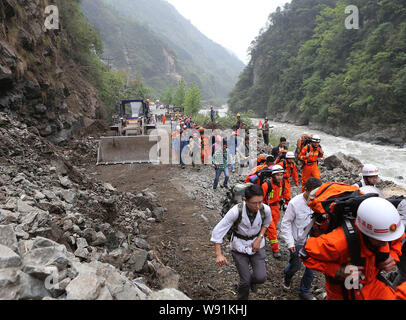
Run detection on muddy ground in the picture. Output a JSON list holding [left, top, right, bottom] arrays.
[[89, 161, 326, 300]]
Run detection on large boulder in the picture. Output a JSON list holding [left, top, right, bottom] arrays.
[[323, 152, 363, 172], [0, 225, 18, 251], [0, 268, 20, 299], [151, 261, 180, 289], [65, 271, 103, 300], [19, 271, 51, 300], [127, 249, 148, 273], [0, 244, 21, 268]]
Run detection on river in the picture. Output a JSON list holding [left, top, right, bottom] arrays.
[[250, 118, 406, 189]]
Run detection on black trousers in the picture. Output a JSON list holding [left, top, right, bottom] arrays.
[[263, 132, 269, 145]]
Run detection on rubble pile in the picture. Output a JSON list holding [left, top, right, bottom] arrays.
[[0, 113, 188, 300]]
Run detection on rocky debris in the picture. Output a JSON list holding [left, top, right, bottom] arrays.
[[148, 288, 191, 300], [0, 244, 21, 268], [0, 113, 187, 300], [323, 152, 363, 172], [353, 126, 406, 146]]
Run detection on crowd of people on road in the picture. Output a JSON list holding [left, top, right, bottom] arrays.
[[160, 109, 406, 301], [151, 107, 406, 301], [206, 114, 406, 301]]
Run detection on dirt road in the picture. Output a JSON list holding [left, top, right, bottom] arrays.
[[90, 161, 325, 300]]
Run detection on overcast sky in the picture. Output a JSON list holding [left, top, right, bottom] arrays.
[[166, 0, 290, 64]]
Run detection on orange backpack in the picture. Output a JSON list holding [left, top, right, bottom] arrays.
[[307, 182, 379, 236], [297, 134, 312, 154]]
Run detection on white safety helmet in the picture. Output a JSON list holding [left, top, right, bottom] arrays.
[[286, 151, 295, 159], [362, 164, 379, 177], [356, 197, 405, 242], [272, 164, 285, 175], [311, 134, 321, 143], [176, 125, 181, 130]]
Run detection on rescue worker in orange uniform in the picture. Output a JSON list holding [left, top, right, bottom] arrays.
[[277, 151, 299, 205], [244, 155, 275, 184], [299, 197, 405, 300], [298, 134, 324, 192], [261, 164, 287, 259]]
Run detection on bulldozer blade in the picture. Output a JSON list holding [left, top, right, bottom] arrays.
[[97, 136, 160, 165]]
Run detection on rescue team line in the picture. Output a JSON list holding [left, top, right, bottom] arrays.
[[159, 304, 247, 317]]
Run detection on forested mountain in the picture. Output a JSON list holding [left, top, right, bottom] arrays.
[[229, 0, 406, 138], [81, 0, 244, 105]]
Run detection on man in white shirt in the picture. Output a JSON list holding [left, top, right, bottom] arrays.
[[211, 184, 272, 300], [280, 177, 322, 300]]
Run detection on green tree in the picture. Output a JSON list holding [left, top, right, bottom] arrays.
[[160, 86, 174, 105], [184, 82, 201, 115], [172, 78, 186, 107]]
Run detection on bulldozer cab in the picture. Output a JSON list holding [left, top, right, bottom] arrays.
[[121, 100, 145, 119], [110, 99, 155, 136]]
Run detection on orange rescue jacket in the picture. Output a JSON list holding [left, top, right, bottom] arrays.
[[277, 160, 299, 185], [298, 144, 323, 165], [261, 177, 286, 207], [301, 225, 404, 300]]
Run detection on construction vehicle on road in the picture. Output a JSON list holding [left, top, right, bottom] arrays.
[[97, 99, 160, 165]]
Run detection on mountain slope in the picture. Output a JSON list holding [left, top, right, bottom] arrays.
[[0, 0, 105, 145], [228, 0, 406, 141], [81, 0, 244, 104]]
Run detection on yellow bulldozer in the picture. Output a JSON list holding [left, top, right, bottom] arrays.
[[97, 99, 160, 165]]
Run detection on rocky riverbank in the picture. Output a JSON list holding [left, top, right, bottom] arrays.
[[0, 112, 189, 300]]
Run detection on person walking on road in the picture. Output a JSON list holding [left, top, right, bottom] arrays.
[[261, 164, 287, 259], [298, 135, 324, 192], [271, 137, 288, 161], [280, 177, 322, 300], [211, 184, 272, 300], [212, 140, 233, 189], [299, 197, 405, 300]]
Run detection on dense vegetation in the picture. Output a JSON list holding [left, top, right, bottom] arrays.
[[80, 0, 244, 106], [160, 79, 202, 116], [228, 0, 406, 135], [58, 0, 151, 120]]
